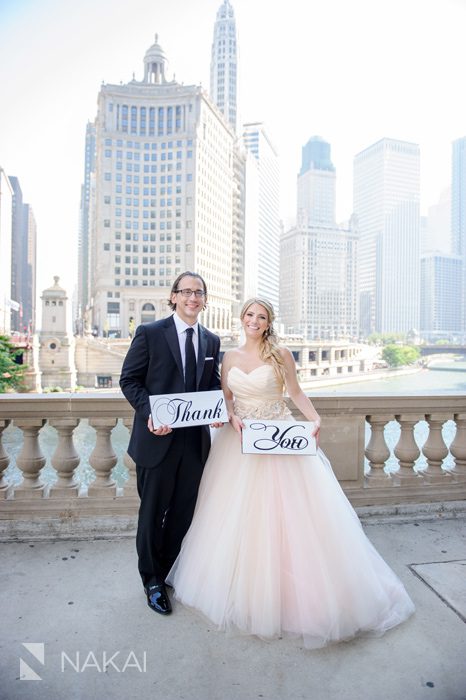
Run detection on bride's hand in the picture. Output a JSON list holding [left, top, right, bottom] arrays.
[[311, 418, 321, 448], [229, 414, 244, 435]]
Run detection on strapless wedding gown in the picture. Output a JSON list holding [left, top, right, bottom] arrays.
[[167, 365, 414, 648]]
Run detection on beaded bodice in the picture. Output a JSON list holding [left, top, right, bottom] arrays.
[[228, 365, 291, 420]]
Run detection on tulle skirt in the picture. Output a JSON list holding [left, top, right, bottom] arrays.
[[167, 424, 415, 648]]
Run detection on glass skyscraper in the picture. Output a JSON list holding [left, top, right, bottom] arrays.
[[451, 136, 466, 334], [77, 122, 96, 328], [420, 253, 462, 339], [452, 137, 466, 258], [281, 137, 358, 339], [242, 122, 280, 312], [353, 138, 420, 335]]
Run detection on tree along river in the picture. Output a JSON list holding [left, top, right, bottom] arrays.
[[3, 360, 465, 488]]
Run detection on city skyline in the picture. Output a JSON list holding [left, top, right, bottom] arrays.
[[1, 0, 466, 303]]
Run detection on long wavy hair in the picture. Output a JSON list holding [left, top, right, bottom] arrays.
[[240, 297, 286, 382]]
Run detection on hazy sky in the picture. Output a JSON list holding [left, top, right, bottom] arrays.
[[1, 0, 465, 300]]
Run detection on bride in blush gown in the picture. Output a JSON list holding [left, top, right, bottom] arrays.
[[167, 298, 415, 648]]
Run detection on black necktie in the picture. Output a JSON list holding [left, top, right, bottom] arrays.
[[184, 327, 197, 392]]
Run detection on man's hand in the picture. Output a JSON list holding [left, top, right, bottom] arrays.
[[147, 415, 172, 436]]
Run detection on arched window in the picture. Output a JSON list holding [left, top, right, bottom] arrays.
[[141, 302, 156, 324]]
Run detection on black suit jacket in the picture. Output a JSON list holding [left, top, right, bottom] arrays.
[[120, 315, 221, 468]]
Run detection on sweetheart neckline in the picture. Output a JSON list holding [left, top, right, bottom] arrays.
[[228, 365, 272, 377]]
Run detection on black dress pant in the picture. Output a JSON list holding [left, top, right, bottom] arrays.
[[136, 427, 204, 587]]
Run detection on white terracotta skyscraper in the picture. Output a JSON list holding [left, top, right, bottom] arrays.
[[80, 35, 235, 337], [210, 0, 238, 133]]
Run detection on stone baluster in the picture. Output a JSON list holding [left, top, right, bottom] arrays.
[[122, 416, 137, 496], [393, 415, 423, 484], [0, 419, 11, 495], [87, 417, 118, 496], [13, 419, 46, 498], [421, 413, 453, 484], [48, 418, 81, 497], [449, 413, 466, 481], [365, 415, 392, 485]]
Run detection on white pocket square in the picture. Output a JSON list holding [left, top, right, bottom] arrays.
[[205, 357, 214, 361]]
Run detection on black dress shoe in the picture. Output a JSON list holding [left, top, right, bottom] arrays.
[[144, 583, 172, 615]]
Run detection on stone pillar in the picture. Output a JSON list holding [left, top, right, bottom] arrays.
[[13, 419, 46, 498], [365, 415, 392, 485], [87, 417, 118, 496], [48, 418, 81, 497], [0, 419, 11, 496], [449, 413, 466, 481], [123, 416, 138, 496], [422, 413, 453, 484], [393, 415, 424, 484]]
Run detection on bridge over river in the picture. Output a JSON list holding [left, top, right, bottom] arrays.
[[420, 345, 466, 355]]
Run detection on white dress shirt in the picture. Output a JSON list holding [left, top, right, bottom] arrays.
[[173, 312, 199, 371]]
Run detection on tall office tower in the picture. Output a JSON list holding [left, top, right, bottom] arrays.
[[281, 137, 358, 340], [9, 176, 23, 332], [22, 204, 37, 333], [297, 136, 336, 226], [353, 138, 420, 335], [231, 146, 246, 321], [452, 137, 466, 257], [86, 35, 235, 337], [242, 122, 280, 311], [77, 122, 96, 328], [0, 168, 13, 334], [420, 253, 462, 339], [9, 176, 37, 334], [210, 0, 245, 324], [210, 0, 238, 133], [280, 222, 358, 339], [422, 188, 451, 255], [242, 149, 260, 301], [451, 137, 466, 333]]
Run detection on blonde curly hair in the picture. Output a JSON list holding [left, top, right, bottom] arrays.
[[240, 298, 286, 382]]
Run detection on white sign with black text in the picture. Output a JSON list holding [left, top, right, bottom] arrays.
[[150, 389, 227, 429], [241, 419, 317, 455]]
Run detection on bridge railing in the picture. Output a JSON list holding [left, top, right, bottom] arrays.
[[0, 393, 465, 539]]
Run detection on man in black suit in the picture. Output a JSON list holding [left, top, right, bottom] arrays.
[[120, 272, 221, 615]]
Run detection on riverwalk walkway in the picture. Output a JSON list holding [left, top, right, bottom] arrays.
[[1, 507, 465, 700]]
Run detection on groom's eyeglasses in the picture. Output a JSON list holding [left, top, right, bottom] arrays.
[[175, 289, 206, 298]]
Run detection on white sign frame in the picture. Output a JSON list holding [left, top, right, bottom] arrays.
[[241, 419, 317, 455], [149, 389, 227, 429]]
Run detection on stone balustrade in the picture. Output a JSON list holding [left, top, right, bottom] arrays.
[[0, 392, 465, 538]]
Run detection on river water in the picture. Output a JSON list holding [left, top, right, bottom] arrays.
[[308, 359, 466, 473], [2, 360, 465, 487], [308, 359, 466, 396]]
